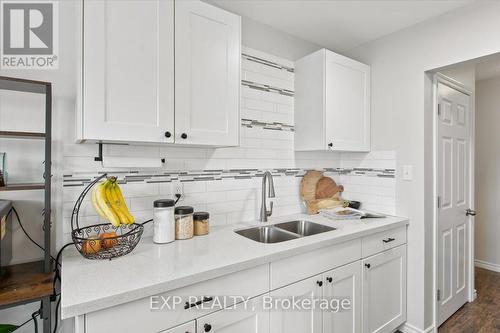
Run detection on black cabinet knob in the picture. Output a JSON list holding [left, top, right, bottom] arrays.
[[181, 133, 188, 139], [204, 324, 212, 332], [365, 263, 371, 269], [165, 131, 172, 138], [317, 280, 323, 287], [326, 277, 333, 283], [328, 142, 333, 148]]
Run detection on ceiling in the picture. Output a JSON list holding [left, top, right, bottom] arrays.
[[206, 0, 475, 52]]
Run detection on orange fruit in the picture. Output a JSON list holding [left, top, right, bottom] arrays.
[[100, 231, 118, 249], [81, 237, 101, 255]]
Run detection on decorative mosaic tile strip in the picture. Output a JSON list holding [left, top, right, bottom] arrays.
[[241, 118, 294, 131], [242, 53, 294, 73], [241, 80, 294, 97], [62, 168, 395, 187]]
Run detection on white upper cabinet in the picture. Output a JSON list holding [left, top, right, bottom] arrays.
[[175, 0, 241, 146], [80, 0, 175, 143], [79, 0, 241, 146], [294, 49, 371, 152]]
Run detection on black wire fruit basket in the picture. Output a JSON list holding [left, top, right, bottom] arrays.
[[71, 173, 143, 260]]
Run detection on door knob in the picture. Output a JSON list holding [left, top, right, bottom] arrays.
[[316, 280, 323, 287], [466, 209, 476, 216], [365, 263, 371, 269], [204, 323, 212, 332], [326, 277, 333, 283], [328, 142, 333, 148], [181, 133, 188, 139], [164, 131, 172, 138]]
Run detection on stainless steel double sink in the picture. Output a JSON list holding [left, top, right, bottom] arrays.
[[235, 220, 336, 243]]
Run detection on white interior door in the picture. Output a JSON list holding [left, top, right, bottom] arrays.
[[175, 0, 240, 146], [83, 0, 174, 143], [437, 82, 471, 326]]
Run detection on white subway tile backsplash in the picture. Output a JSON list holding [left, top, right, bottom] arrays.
[[62, 47, 396, 232]]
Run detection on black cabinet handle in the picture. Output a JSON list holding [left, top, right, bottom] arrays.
[[185, 296, 213, 309], [326, 277, 333, 283], [204, 324, 212, 332], [328, 142, 333, 148], [165, 131, 172, 138], [317, 280, 323, 287], [365, 263, 371, 269], [181, 133, 188, 139], [382, 237, 395, 243]]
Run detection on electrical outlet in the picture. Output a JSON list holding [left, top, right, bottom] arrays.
[[172, 180, 183, 200]]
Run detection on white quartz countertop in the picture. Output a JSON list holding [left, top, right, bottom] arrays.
[[61, 213, 408, 319]]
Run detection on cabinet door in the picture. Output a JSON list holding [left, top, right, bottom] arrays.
[[362, 245, 407, 333], [323, 261, 362, 333], [160, 321, 195, 333], [175, 0, 240, 146], [82, 0, 174, 143], [325, 51, 370, 152], [196, 296, 269, 333], [270, 275, 322, 333]]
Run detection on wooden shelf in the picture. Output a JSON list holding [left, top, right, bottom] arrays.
[[0, 183, 45, 191], [0, 261, 52, 308], [0, 131, 45, 140]]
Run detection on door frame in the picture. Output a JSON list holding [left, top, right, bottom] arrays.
[[432, 73, 476, 330]]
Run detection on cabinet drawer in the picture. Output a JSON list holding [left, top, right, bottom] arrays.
[[361, 226, 406, 258], [270, 239, 361, 290], [85, 265, 269, 333]]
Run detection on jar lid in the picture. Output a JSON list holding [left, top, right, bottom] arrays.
[[194, 212, 209, 220], [175, 206, 194, 215], [154, 199, 175, 208]]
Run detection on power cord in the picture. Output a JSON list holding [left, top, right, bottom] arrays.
[[12, 308, 40, 333], [52, 242, 73, 333], [7, 205, 74, 333], [7, 207, 59, 266]]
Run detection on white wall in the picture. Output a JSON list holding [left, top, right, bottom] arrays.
[[241, 16, 321, 60], [475, 77, 500, 272], [0, 2, 389, 331], [346, 1, 500, 331]]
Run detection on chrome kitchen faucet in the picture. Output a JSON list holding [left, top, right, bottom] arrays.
[[260, 171, 276, 222]]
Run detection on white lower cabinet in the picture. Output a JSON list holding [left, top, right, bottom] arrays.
[[270, 261, 362, 333], [160, 321, 195, 333], [80, 228, 407, 333], [362, 245, 407, 333], [323, 261, 362, 333], [270, 275, 323, 333], [196, 296, 269, 333]]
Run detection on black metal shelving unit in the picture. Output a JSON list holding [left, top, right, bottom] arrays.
[[0, 76, 52, 332]]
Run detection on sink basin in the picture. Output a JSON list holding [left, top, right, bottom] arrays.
[[274, 220, 336, 236], [235, 226, 299, 243], [235, 220, 335, 243]]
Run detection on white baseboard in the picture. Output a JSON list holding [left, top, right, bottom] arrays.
[[399, 323, 435, 333], [475, 259, 500, 273]]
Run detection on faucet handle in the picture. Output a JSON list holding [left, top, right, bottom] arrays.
[[267, 201, 274, 217]]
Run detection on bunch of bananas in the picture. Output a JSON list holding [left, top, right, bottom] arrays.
[[91, 177, 135, 227]]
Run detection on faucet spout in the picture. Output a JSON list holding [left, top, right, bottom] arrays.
[[260, 171, 276, 222]]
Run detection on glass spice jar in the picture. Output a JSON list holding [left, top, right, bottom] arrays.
[[193, 212, 209, 236], [174, 206, 194, 240]]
